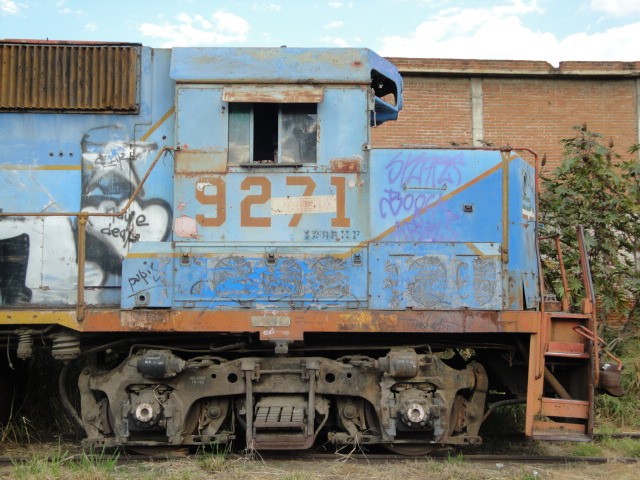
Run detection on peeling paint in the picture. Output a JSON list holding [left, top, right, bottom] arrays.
[[174, 215, 199, 239], [271, 195, 336, 215]]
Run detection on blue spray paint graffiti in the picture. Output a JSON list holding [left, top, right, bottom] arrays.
[[378, 152, 465, 241]]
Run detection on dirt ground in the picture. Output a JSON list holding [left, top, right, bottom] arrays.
[[1, 441, 639, 480]]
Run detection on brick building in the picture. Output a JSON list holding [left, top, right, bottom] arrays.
[[372, 58, 640, 171]]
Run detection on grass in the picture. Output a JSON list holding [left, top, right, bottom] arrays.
[[196, 445, 230, 474], [570, 442, 602, 457], [596, 336, 640, 430], [2, 442, 640, 480], [10, 445, 119, 480]]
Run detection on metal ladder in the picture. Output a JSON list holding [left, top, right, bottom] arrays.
[[527, 226, 623, 440]]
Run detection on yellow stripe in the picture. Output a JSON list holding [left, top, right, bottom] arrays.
[[0, 311, 80, 330], [465, 243, 486, 256], [0, 165, 81, 171], [126, 252, 174, 259], [140, 106, 175, 141]]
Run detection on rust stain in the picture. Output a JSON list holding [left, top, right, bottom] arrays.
[[222, 85, 324, 103], [330, 158, 361, 173], [1, 42, 139, 112], [120, 310, 172, 331], [73, 309, 541, 334]]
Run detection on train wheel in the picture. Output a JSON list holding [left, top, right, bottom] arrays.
[[127, 446, 190, 458], [381, 393, 465, 456], [383, 443, 442, 456], [364, 402, 441, 456]]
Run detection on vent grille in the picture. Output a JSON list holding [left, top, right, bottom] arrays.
[[0, 42, 140, 112]]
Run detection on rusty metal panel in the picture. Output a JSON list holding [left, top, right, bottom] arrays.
[[0, 42, 140, 112], [222, 85, 324, 103], [175, 150, 228, 174]]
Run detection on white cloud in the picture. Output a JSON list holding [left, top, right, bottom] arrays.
[[321, 36, 348, 47], [589, 0, 640, 17], [85, 22, 98, 32], [140, 11, 250, 47], [324, 20, 344, 29], [380, 1, 640, 65], [252, 2, 281, 13], [0, 0, 19, 15]]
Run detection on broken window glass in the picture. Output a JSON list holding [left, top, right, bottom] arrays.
[[228, 102, 317, 165]]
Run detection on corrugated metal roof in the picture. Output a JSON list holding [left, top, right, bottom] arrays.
[[0, 42, 140, 112]]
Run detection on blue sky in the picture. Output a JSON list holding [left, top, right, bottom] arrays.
[[1, 0, 639, 65]]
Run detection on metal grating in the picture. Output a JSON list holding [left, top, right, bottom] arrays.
[[0, 41, 140, 112]]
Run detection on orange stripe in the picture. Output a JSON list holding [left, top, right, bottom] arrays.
[[140, 106, 175, 141]]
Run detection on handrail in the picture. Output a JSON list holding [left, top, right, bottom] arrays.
[[0, 146, 174, 321], [539, 234, 571, 312], [576, 224, 599, 387], [573, 325, 623, 379]]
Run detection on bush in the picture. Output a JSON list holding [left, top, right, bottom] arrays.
[[539, 124, 640, 333]]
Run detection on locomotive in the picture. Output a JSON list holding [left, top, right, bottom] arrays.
[[0, 41, 617, 454]]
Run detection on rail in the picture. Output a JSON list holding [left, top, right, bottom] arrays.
[[0, 146, 174, 321]]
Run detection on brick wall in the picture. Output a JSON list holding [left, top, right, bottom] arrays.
[[372, 58, 640, 172]]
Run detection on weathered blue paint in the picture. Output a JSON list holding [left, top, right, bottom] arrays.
[[1, 45, 537, 315], [0, 46, 175, 306]]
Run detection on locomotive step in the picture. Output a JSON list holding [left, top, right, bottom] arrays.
[[540, 398, 590, 419], [531, 420, 589, 441], [546, 312, 592, 320], [545, 341, 589, 358]]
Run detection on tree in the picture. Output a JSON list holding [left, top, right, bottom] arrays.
[[539, 124, 640, 333]]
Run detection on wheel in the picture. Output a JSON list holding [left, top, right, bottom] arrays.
[[127, 446, 190, 458], [383, 443, 443, 456], [365, 402, 442, 456]]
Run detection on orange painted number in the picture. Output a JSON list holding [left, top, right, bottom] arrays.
[[286, 176, 316, 227], [331, 176, 350, 227], [195, 177, 226, 227], [241, 177, 272, 227]]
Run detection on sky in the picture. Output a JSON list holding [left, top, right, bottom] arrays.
[[1, 0, 640, 66]]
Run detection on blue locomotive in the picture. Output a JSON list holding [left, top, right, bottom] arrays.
[[0, 41, 606, 453]]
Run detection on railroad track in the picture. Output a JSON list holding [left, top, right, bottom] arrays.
[[1, 450, 639, 466], [1, 433, 639, 467]]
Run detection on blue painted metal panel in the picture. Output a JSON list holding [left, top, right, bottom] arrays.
[[121, 242, 174, 309], [0, 47, 175, 306], [506, 157, 538, 309], [369, 149, 503, 243], [369, 242, 502, 310], [317, 88, 369, 165], [176, 87, 227, 150], [170, 48, 397, 85], [172, 245, 367, 309]]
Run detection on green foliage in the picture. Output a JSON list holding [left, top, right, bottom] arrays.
[[196, 449, 228, 474], [539, 124, 640, 330], [445, 452, 465, 464], [571, 442, 602, 457], [599, 436, 640, 458], [12, 445, 119, 480], [595, 349, 640, 428]]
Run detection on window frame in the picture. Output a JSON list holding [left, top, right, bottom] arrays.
[[228, 102, 318, 166]]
